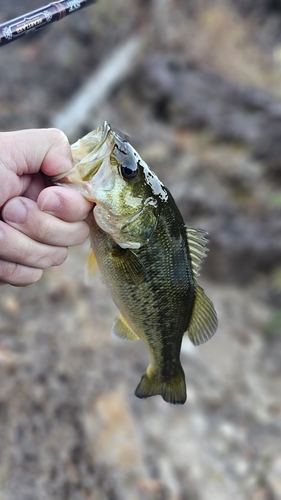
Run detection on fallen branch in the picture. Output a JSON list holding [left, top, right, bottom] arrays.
[[52, 35, 144, 140]]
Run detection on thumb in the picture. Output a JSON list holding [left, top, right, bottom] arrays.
[[0, 128, 73, 177]]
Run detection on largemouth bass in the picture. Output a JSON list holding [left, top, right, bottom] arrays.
[[53, 122, 218, 404]]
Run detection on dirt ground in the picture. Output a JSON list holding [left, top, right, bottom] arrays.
[[0, 1, 281, 499]]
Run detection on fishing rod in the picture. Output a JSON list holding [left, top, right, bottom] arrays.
[[0, 0, 98, 47]]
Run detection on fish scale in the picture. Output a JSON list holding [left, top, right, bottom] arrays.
[[87, 193, 194, 403], [53, 122, 218, 404]]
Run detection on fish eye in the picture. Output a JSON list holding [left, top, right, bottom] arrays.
[[120, 160, 138, 180]]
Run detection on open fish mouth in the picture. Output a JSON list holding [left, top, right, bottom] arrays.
[[97, 121, 129, 150], [52, 121, 114, 186], [52, 121, 129, 184], [100, 121, 111, 143]]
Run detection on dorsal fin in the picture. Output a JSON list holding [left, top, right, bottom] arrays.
[[186, 227, 208, 278]]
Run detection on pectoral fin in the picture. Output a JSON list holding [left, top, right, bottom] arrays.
[[187, 285, 218, 345], [112, 315, 140, 341], [111, 249, 149, 285]]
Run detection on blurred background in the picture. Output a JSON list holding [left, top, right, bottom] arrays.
[[0, 1, 281, 499]]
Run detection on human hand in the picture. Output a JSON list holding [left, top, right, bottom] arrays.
[[0, 128, 93, 286]]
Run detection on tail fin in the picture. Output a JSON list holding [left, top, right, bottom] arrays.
[[135, 367, 186, 405]]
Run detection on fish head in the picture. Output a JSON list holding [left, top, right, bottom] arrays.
[[53, 122, 168, 249]]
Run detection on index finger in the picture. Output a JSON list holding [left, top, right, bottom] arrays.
[[37, 186, 93, 222]]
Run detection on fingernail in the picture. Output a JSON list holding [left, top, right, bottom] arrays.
[[4, 199, 27, 223], [40, 193, 62, 213]]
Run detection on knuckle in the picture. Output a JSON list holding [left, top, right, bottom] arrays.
[[73, 222, 90, 245], [52, 247, 68, 267], [37, 219, 53, 242], [22, 238, 36, 265], [81, 221, 90, 239], [34, 246, 68, 269], [46, 128, 69, 147]]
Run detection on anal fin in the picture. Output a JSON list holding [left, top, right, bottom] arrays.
[[187, 285, 218, 345], [112, 315, 140, 341]]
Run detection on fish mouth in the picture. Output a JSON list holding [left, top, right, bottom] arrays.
[[52, 121, 113, 187], [97, 122, 131, 158], [100, 121, 129, 149], [51, 122, 132, 203], [100, 121, 111, 143]]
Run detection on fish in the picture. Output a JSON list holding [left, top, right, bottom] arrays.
[[53, 122, 218, 404]]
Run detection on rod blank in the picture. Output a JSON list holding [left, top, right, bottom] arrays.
[[0, 0, 98, 47]]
